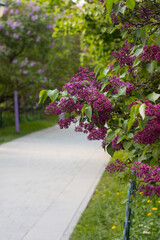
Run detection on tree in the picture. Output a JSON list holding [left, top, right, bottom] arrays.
[[52, 0, 122, 66], [0, 0, 80, 110]]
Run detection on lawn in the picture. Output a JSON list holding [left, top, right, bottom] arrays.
[[0, 114, 58, 144]]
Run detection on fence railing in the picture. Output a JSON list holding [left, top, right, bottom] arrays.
[[123, 172, 136, 240]]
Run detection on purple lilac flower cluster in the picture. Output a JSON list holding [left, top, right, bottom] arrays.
[[112, 135, 124, 150], [75, 122, 107, 141], [112, 40, 136, 72], [131, 162, 160, 197], [133, 118, 160, 145], [87, 127, 107, 140], [102, 76, 135, 95], [129, 101, 160, 145], [45, 102, 62, 115], [140, 45, 160, 63], [62, 67, 114, 125], [45, 67, 113, 142], [58, 116, 76, 129], [138, 8, 155, 20], [110, 10, 118, 24], [121, 22, 131, 30], [106, 159, 127, 173]]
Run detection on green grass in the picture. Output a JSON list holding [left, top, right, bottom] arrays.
[[70, 172, 160, 240], [70, 172, 128, 240], [0, 114, 58, 144]]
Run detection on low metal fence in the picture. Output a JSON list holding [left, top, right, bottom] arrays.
[[123, 172, 136, 240]]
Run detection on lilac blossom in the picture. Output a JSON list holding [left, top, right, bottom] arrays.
[[140, 45, 160, 63], [12, 59, 18, 64], [30, 61, 36, 67], [106, 159, 127, 173], [46, 25, 53, 30], [0, 45, 4, 51], [131, 163, 160, 197], [27, 30, 31, 35], [38, 69, 44, 74], [36, 36, 41, 42], [13, 33, 19, 39], [23, 71, 28, 75], [112, 40, 136, 72], [0, 24, 4, 30], [31, 15, 38, 21]]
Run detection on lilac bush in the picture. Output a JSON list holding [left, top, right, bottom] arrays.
[[40, 0, 160, 198]]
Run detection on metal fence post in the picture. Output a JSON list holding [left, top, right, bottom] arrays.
[[14, 90, 20, 133], [123, 172, 136, 240]]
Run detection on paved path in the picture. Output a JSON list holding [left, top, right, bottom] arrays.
[[0, 124, 110, 240]]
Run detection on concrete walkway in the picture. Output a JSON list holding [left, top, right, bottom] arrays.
[[0, 124, 110, 240]]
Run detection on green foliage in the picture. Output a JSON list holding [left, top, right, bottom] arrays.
[[53, 0, 121, 66]]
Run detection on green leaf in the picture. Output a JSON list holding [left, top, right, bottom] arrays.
[[47, 89, 59, 102], [156, 32, 160, 45], [152, 145, 160, 160], [97, 73, 105, 80], [146, 61, 155, 73], [94, 64, 103, 77], [127, 149, 136, 160], [134, 47, 143, 57], [106, 131, 115, 143], [107, 143, 115, 156], [38, 90, 47, 104], [119, 6, 126, 14], [158, 84, 160, 90], [122, 120, 128, 131], [122, 30, 128, 39], [147, 92, 160, 103], [112, 62, 119, 71], [127, 133, 134, 139], [113, 3, 120, 15], [85, 105, 92, 121], [81, 104, 87, 115], [103, 67, 110, 76], [123, 141, 132, 150], [118, 86, 127, 96], [140, 26, 147, 46], [139, 104, 146, 120], [127, 104, 140, 131], [119, 72, 126, 79], [140, 116, 150, 128], [126, 0, 135, 10], [117, 135, 126, 144], [61, 89, 68, 97], [105, 0, 114, 16]]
